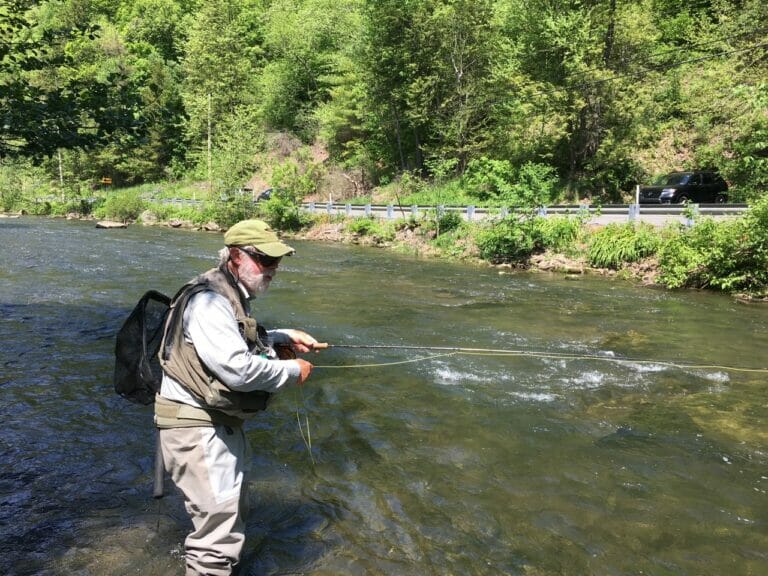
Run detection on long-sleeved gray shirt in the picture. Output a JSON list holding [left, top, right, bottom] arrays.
[[160, 285, 301, 408]]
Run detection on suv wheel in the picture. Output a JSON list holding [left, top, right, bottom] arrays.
[[676, 195, 689, 204], [715, 193, 727, 203]]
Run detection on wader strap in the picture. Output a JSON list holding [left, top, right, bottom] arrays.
[[154, 395, 244, 429]]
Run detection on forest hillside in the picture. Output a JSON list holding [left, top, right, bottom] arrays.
[[1, 0, 767, 205]]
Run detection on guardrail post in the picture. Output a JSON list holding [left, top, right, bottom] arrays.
[[326, 201, 333, 215], [365, 204, 371, 217], [537, 206, 547, 217], [308, 202, 315, 214], [345, 203, 351, 217], [500, 207, 508, 219], [685, 204, 699, 227], [387, 204, 394, 219], [411, 205, 418, 218], [467, 205, 475, 221], [628, 204, 639, 222], [437, 205, 445, 218]]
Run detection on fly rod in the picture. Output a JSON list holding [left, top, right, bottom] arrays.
[[311, 342, 648, 357], [311, 342, 512, 353]]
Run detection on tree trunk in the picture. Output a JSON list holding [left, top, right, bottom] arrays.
[[392, 104, 406, 171], [603, 0, 616, 67]]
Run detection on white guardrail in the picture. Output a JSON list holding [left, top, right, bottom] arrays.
[[301, 202, 749, 226], [134, 197, 748, 226]]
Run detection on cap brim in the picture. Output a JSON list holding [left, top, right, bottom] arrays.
[[254, 241, 295, 257]]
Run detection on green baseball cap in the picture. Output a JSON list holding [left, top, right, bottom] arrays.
[[224, 219, 295, 257]]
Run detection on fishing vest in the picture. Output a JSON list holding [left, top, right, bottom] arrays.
[[157, 266, 272, 425]]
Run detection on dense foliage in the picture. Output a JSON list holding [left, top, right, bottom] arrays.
[[658, 196, 768, 293], [2, 0, 766, 203]]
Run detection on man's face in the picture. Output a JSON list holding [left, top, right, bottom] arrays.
[[235, 248, 281, 297]]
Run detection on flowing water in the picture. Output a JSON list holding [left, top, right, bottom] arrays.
[[1, 217, 766, 576]]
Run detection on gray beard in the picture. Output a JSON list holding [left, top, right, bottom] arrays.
[[247, 273, 271, 296]]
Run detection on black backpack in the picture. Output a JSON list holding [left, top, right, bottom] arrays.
[[114, 277, 273, 406], [114, 290, 171, 405]]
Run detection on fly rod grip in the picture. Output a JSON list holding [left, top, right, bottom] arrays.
[[311, 342, 329, 350]]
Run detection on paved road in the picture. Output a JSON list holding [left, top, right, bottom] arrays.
[[302, 202, 749, 226]]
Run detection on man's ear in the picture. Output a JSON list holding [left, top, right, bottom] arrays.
[[229, 247, 243, 265]]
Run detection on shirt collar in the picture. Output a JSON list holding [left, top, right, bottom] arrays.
[[236, 280, 253, 304]]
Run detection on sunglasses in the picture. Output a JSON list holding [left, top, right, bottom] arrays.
[[241, 249, 282, 268]]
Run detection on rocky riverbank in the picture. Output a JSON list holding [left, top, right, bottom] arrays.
[[291, 221, 664, 287]]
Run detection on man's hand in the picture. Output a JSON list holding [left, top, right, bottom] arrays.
[[295, 358, 313, 385], [282, 329, 321, 354]]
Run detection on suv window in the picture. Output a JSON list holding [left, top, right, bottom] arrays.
[[665, 174, 689, 185]]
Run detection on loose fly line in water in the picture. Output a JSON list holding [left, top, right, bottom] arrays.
[[293, 342, 768, 464]]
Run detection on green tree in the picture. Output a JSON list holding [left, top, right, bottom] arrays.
[[1, 0, 140, 158], [116, 0, 187, 62], [181, 0, 265, 153], [259, 0, 361, 139], [361, 0, 502, 176], [360, 0, 425, 173]]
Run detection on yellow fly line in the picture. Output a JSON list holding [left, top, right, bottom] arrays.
[[309, 345, 768, 374]]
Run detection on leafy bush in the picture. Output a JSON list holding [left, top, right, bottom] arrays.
[[464, 158, 559, 208], [205, 195, 258, 229], [657, 222, 713, 288], [259, 191, 310, 231], [0, 159, 48, 212], [536, 216, 584, 254], [398, 171, 426, 198], [587, 223, 660, 269], [658, 196, 768, 293], [145, 203, 210, 225], [435, 210, 464, 236], [475, 214, 585, 264], [25, 199, 53, 215], [420, 208, 465, 237], [271, 158, 323, 199], [476, 217, 542, 263], [346, 217, 376, 235], [399, 178, 475, 207], [512, 162, 559, 207], [432, 225, 472, 258], [257, 159, 321, 231], [345, 217, 395, 242], [464, 157, 515, 202], [93, 191, 146, 221], [1, 185, 24, 212], [718, 84, 768, 201]]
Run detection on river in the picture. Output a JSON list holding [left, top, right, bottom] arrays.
[[1, 216, 766, 575]]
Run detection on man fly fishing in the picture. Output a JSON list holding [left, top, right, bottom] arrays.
[[155, 219, 319, 576]]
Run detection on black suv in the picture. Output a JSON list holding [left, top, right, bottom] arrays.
[[639, 171, 728, 204]]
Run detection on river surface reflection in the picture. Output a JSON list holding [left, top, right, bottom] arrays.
[[1, 217, 766, 575]]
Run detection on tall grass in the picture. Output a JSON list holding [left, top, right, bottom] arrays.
[[587, 223, 661, 269]]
